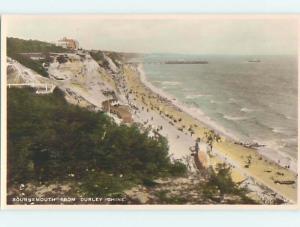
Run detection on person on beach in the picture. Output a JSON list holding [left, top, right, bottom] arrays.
[[209, 142, 213, 154], [194, 137, 201, 154], [195, 141, 199, 154]]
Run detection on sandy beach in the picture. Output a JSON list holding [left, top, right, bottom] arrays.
[[121, 63, 298, 204]]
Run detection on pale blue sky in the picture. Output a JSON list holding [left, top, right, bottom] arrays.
[[1, 0, 300, 13], [5, 15, 298, 55]]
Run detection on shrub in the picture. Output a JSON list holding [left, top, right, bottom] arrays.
[[154, 190, 188, 204], [7, 37, 68, 78], [201, 164, 257, 204], [90, 51, 110, 69], [79, 172, 127, 197], [7, 37, 66, 54], [9, 53, 49, 77], [169, 160, 188, 177], [7, 88, 185, 197]]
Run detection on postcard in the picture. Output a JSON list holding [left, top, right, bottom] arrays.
[[1, 14, 299, 209]]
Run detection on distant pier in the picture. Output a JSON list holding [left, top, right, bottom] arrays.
[[125, 60, 209, 65]]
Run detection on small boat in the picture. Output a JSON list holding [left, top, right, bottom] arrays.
[[248, 59, 261, 63], [274, 180, 295, 185]]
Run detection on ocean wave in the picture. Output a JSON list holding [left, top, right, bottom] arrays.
[[280, 137, 298, 144], [256, 139, 297, 172], [272, 127, 286, 134], [284, 115, 296, 120], [223, 115, 250, 121], [137, 64, 240, 141], [182, 88, 194, 92], [161, 81, 181, 86], [185, 94, 210, 99], [258, 139, 297, 164], [271, 127, 294, 136], [240, 107, 256, 112], [210, 99, 224, 104], [138, 63, 298, 173], [228, 98, 237, 104]]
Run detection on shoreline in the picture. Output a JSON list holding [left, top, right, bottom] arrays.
[[137, 64, 297, 173], [137, 65, 241, 141], [122, 63, 298, 204]]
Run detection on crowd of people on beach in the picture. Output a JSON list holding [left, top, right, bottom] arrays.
[[104, 64, 297, 204], [120, 66, 224, 168], [114, 69, 294, 176]]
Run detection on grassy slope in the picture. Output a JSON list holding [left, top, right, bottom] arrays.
[[7, 37, 67, 77]]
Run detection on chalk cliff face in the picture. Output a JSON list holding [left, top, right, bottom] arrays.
[[7, 57, 52, 85], [7, 51, 127, 112]]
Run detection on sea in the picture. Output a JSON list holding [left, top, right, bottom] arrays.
[[139, 54, 298, 169]]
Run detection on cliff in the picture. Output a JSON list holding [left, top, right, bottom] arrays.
[[7, 40, 134, 123]]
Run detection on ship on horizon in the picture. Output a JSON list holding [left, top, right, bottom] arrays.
[[247, 59, 261, 63]]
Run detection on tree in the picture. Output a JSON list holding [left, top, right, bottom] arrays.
[[7, 87, 187, 196], [201, 163, 255, 204]]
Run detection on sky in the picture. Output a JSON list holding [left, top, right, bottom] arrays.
[[4, 15, 299, 55]]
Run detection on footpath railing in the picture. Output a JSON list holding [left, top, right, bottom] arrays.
[[7, 83, 56, 94]]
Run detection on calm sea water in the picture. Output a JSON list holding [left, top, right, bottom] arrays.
[[142, 54, 298, 162]]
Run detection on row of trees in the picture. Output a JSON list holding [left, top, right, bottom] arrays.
[[7, 37, 66, 55], [7, 37, 67, 77]]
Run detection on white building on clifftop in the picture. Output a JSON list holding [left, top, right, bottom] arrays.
[[57, 37, 79, 50]]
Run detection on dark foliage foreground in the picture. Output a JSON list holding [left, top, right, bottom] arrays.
[[7, 88, 186, 197]]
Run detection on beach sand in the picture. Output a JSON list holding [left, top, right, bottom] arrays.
[[122, 64, 298, 204]]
